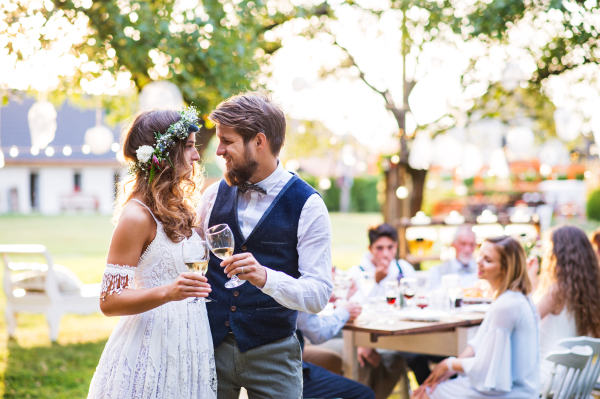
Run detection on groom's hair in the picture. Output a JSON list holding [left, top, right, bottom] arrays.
[[209, 90, 286, 155]]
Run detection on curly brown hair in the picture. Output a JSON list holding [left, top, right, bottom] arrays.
[[540, 225, 600, 337], [114, 109, 203, 243]]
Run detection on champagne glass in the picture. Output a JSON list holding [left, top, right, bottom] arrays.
[[205, 224, 245, 289], [400, 277, 417, 309], [356, 271, 375, 302], [182, 239, 211, 303]]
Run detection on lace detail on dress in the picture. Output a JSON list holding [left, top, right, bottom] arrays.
[[100, 264, 136, 300]]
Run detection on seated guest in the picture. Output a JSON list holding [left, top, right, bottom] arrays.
[[413, 236, 539, 399], [428, 225, 478, 290], [300, 301, 362, 375], [348, 223, 416, 302], [534, 225, 600, 389], [347, 224, 435, 393], [297, 304, 375, 399]]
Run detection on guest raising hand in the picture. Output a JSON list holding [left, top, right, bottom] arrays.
[[413, 236, 539, 399]]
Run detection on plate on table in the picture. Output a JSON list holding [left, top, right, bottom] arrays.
[[399, 309, 447, 322], [463, 303, 491, 313], [463, 297, 492, 304]]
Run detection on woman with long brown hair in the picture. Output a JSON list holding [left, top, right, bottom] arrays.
[[535, 225, 600, 389], [88, 108, 217, 399], [413, 236, 539, 399]]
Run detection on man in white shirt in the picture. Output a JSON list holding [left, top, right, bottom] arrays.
[[428, 224, 478, 290], [197, 92, 333, 399]]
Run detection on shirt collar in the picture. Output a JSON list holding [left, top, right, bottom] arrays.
[[252, 159, 287, 197], [452, 258, 476, 273]]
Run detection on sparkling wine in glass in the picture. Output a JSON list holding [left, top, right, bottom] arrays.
[[356, 271, 375, 302], [205, 224, 245, 289], [182, 239, 211, 303]]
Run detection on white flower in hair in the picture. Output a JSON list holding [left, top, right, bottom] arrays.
[[136, 145, 155, 163]]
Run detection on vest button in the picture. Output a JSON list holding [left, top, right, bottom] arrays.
[[225, 321, 230, 327], [233, 291, 240, 298], [241, 246, 247, 251], [231, 306, 237, 312]]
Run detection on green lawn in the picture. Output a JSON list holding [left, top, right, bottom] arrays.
[[0, 212, 380, 398]]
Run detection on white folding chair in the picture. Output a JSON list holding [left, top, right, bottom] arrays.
[[558, 337, 600, 399], [541, 345, 593, 399], [1, 244, 101, 341]]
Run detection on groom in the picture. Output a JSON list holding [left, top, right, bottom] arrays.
[[197, 91, 333, 398]]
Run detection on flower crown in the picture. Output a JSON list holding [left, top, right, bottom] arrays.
[[128, 106, 201, 184]]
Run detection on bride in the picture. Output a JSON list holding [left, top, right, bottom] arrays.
[[88, 108, 217, 399]]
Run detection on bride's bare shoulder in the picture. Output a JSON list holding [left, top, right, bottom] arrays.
[[116, 200, 156, 232]]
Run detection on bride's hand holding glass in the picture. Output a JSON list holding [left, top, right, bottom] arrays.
[[165, 273, 212, 302]]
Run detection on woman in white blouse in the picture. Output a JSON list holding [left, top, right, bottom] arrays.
[[413, 236, 539, 399], [534, 225, 600, 389]]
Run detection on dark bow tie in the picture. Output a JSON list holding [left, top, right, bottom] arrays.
[[238, 182, 267, 195]]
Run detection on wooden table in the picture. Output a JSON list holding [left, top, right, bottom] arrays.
[[342, 311, 485, 380]]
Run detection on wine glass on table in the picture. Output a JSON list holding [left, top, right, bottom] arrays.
[[415, 292, 429, 310], [357, 271, 375, 302], [205, 224, 245, 289], [400, 277, 417, 310], [384, 281, 399, 324], [182, 239, 212, 303]]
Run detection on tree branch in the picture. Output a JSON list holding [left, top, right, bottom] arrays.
[[333, 40, 396, 108]]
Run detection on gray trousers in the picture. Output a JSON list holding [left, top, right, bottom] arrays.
[[215, 333, 303, 399]]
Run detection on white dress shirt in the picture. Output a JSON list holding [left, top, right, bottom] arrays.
[[296, 307, 350, 345], [427, 258, 478, 290], [347, 252, 416, 303], [197, 161, 333, 314]]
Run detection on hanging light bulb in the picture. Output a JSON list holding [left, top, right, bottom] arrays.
[[554, 108, 582, 142], [63, 146, 72, 156], [459, 143, 483, 179], [0, 148, 4, 168], [45, 147, 55, 157], [408, 133, 434, 170], [84, 126, 114, 155], [433, 133, 463, 170], [500, 63, 525, 92], [28, 101, 57, 149], [490, 149, 510, 178], [539, 138, 569, 166], [9, 146, 18, 157], [506, 126, 535, 158], [139, 81, 184, 111], [408, 73, 461, 126], [31, 146, 40, 156]]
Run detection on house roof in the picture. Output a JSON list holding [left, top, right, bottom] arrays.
[[1, 96, 121, 167]]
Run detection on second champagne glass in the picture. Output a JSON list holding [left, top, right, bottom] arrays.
[[182, 239, 211, 303], [205, 224, 245, 289]]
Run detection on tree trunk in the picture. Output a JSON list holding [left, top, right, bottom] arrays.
[[408, 166, 427, 216]]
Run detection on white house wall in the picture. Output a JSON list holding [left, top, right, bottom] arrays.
[[81, 168, 117, 215], [0, 167, 31, 214], [38, 168, 74, 215]]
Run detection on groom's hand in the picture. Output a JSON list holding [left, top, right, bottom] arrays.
[[221, 253, 267, 288]]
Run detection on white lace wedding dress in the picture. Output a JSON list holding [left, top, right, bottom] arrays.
[[88, 200, 217, 399]]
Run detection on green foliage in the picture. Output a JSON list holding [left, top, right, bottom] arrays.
[[302, 175, 380, 213], [461, 0, 600, 84], [587, 188, 600, 222], [4, 0, 332, 119], [351, 176, 381, 213]]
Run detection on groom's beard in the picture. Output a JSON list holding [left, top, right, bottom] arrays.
[[223, 145, 259, 187]]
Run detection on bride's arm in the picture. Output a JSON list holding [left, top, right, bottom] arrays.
[[100, 206, 211, 317]]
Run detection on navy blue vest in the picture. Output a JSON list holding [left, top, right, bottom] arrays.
[[206, 173, 318, 352]]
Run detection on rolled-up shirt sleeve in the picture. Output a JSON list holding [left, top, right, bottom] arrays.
[[297, 307, 350, 345], [261, 194, 333, 313]]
